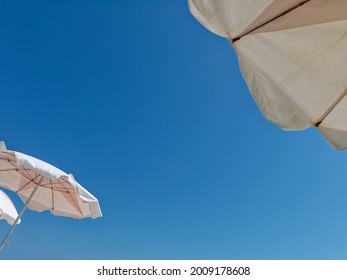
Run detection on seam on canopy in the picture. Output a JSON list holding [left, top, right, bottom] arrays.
[[232, 0, 311, 43], [315, 89, 347, 127]]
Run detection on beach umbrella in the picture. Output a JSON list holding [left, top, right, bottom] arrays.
[[0, 190, 20, 225], [0, 141, 102, 250], [188, 0, 347, 150]]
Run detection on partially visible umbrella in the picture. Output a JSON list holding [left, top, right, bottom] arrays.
[[188, 0, 347, 150], [0, 189, 20, 225], [0, 141, 102, 250]]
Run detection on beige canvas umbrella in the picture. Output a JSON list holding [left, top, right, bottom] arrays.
[[0, 141, 102, 250], [189, 0, 347, 150]]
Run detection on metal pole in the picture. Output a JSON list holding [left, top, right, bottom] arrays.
[[0, 185, 40, 251]]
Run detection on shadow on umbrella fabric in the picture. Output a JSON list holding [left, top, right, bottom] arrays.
[[0, 141, 102, 250]]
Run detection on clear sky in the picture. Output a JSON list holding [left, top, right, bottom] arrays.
[[1, 0, 347, 260]]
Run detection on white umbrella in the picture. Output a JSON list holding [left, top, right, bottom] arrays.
[[0, 141, 102, 250], [0, 190, 20, 225], [189, 0, 347, 150]]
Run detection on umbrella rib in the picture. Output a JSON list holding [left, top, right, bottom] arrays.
[[315, 89, 347, 127], [51, 179, 54, 211], [6, 161, 47, 188], [16, 174, 41, 193], [7, 160, 34, 182], [61, 177, 86, 216], [65, 192, 84, 216], [7, 167, 33, 183], [38, 173, 46, 185], [18, 169, 35, 183], [10, 160, 33, 180], [0, 168, 21, 172], [232, 0, 311, 42], [43, 180, 72, 186], [60, 176, 71, 185], [47, 178, 84, 216], [45, 179, 71, 192], [60, 177, 76, 192], [36, 181, 70, 192], [58, 179, 84, 216]]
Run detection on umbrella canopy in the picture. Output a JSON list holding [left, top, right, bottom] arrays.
[[0, 190, 20, 225], [0, 145, 102, 219], [0, 141, 102, 249], [189, 0, 347, 150]]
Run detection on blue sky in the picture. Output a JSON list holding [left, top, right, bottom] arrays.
[[1, 0, 347, 260]]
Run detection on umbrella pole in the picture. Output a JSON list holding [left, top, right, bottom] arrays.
[[0, 185, 40, 250]]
